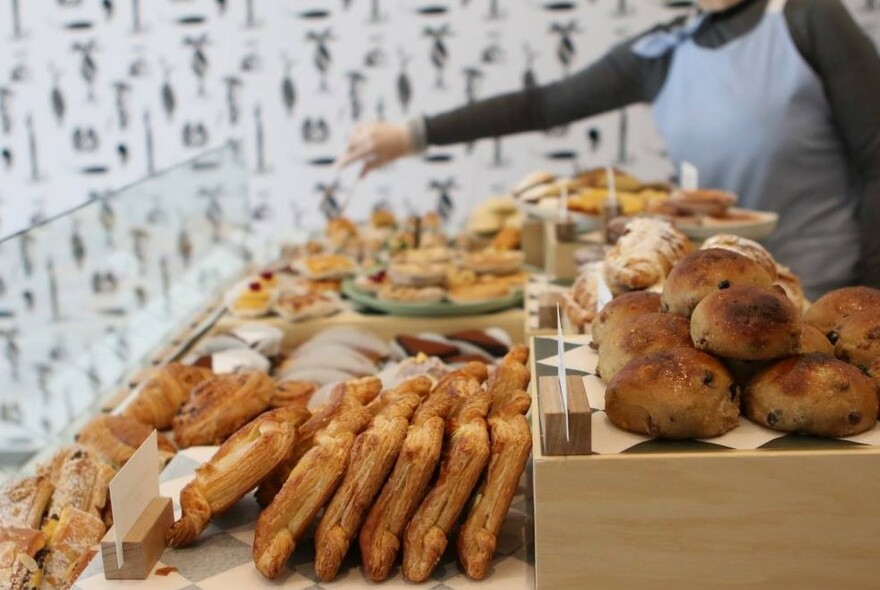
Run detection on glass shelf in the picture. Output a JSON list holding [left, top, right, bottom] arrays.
[[0, 141, 252, 475]]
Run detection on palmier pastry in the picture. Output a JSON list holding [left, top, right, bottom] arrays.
[[596, 312, 692, 382], [798, 324, 834, 355], [661, 248, 773, 318], [0, 527, 46, 590], [41, 507, 106, 590], [744, 354, 878, 437], [605, 348, 740, 439], [603, 218, 691, 293], [122, 363, 214, 429], [167, 405, 311, 548], [700, 234, 778, 280], [691, 285, 800, 361], [803, 286, 880, 336], [314, 377, 433, 582], [457, 347, 531, 580], [76, 415, 176, 468], [831, 309, 880, 371], [591, 291, 662, 347], [172, 372, 274, 448], [360, 363, 487, 582], [0, 477, 53, 530]]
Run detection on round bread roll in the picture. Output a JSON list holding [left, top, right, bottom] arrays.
[[799, 324, 834, 355], [691, 285, 800, 361], [803, 286, 880, 336], [700, 234, 778, 281], [591, 291, 662, 347], [596, 313, 692, 382], [832, 309, 880, 371], [744, 354, 878, 437], [605, 348, 739, 439], [661, 248, 774, 318]]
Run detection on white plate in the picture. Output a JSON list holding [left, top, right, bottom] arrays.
[[674, 209, 779, 241]]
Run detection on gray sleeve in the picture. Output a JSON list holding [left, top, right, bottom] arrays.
[[422, 26, 677, 146], [787, 0, 880, 287]]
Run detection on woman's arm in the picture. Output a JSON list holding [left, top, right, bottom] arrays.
[[424, 39, 668, 146], [791, 0, 880, 287]]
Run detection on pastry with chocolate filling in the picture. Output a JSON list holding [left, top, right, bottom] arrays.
[[831, 309, 880, 371], [605, 348, 740, 439], [591, 291, 662, 347], [744, 354, 878, 437], [691, 285, 800, 361], [597, 312, 692, 382], [803, 286, 880, 336], [661, 249, 773, 318]]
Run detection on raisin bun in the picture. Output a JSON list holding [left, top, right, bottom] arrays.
[[831, 308, 880, 371], [700, 234, 778, 281], [661, 248, 774, 318], [691, 285, 800, 361], [591, 291, 662, 348], [605, 348, 739, 439], [803, 286, 880, 336], [798, 324, 834, 355], [744, 354, 878, 437], [596, 313, 692, 382]]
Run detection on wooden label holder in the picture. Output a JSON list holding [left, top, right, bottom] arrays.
[[101, 496, 173, 580], [538, 375, 592, 456]]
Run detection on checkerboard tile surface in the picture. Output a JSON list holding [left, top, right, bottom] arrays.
[[534, 336, 880, 454], [73, 450, 534, 589]]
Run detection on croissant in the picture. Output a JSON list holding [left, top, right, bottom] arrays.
[[458, 346, 532, 580], [167, 405, 311, 548], [76, 415, 177, 468], [173, 372, 275, 448], [253, 399, 373, 579], [255, 376, 382, 507], [0, 477, 53, 530], [122, 363, 214, 429], [402, 367, 494, 582], [41, 506, 105, 590], [603, 218, 691, 293], [0, 527, 46, 590], [359, 362, 487, 583], [314, 376, 433, 582]]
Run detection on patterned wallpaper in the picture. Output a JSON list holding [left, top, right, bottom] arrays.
[[0, 0, 878, 238]]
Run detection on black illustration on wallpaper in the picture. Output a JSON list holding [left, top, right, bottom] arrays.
[[19, 233, 33, 277], [182, 121, 209, 148], [161, 61, 176, 120], [49, 64, 65, 124], [396, 49, 412, 113], [317, 181, 341, 220], [423, 25, 452, 89], [364, 46, 385, 68], [72, 127, 99, 153], [143, 110, 155, 174], [462, 66, 483, 153], [254, 104, 267, 174], [523, 43, 539, 88], [306, 29, 334, 92], [114, 81, 130, 130], [99, 198, 115, 246], [615, 0, 632, 17], [245, 0, 259, 28], [10, 0, 23, 39], [70, 222, 85, 268], [346, 71, 366, 121], [47, 258, 60, 320], [117, 142, 128, 165], [102, 0, 113, 20], [617, 109, 629, 164], [550, 21, 580, 76], [1, 147, 11, 170], [587, 126, 601, 152], [302, 117, 330, 143], [184, 34, 210, 97], [131, 0, 143, 32], [370, 0, 384, 23], [178, 229, 193, 266], [281, 54, 296, 117], [72, 40, 98, 102], [0, 86, 11, 134], [428, 178, 457, 221], [224, 76, 242, 125], [26, 114, 39, 181]]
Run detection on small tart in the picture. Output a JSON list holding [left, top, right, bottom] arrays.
[[388, 262, 448, 287], [377, 285, 445, 304], [226, 281, 274, 318], [298, 254, 357, 280], [462, 249, 525, 275], [274, 292, 341, 322], [257, 270, 279, 289], [354, 270, 391, 294]]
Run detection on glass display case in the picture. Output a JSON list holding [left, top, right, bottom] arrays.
[[0, 141, 253, 479]]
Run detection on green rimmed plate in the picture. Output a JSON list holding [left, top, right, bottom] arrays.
[[342, 279, 524, 317]]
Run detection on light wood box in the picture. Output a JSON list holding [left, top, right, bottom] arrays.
[[528, 340, 880, 590]]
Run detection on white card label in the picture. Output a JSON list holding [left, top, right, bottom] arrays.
[[681, 161, 699, 191], [108, 431, 160, 568]]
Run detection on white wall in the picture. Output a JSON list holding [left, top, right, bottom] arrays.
[[0, 0, 877, 237]]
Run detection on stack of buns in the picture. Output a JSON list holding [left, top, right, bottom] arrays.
[[594, 236, 880, 440]]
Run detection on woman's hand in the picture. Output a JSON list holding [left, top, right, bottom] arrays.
[[336, 122, 414, 177]]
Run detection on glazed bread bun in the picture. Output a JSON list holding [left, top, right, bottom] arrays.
[[700, 234, 778, 281], [691, 285, 800, 361], [803, 286, 880, 336], [591, 291, 662, 347], [831, 309, 880, 371], [605, 348, 739, 439], [596, 313, 692, 382], [661, 248, 774, 318], [798, 324, 834, 355], [744, 354, 878, 437]]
